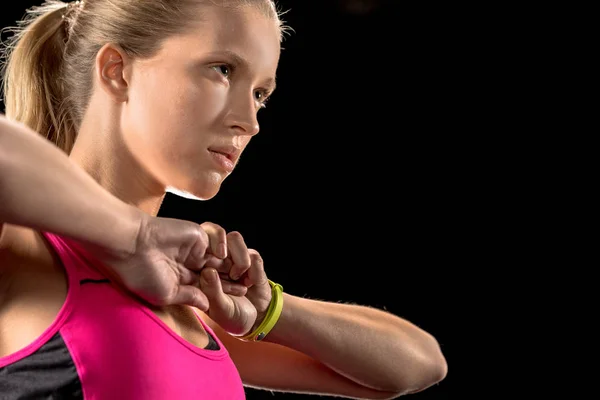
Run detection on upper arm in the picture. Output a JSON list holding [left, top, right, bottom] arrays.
[[201, 313, 402, 400]]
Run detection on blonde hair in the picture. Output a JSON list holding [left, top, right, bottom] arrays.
[[0, 0, 290, 154]]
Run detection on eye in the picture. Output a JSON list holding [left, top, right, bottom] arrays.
[[254, 90, 270, 109], [212, 64, 231, 78]]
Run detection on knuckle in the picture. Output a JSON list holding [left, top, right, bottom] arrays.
[[200, 221, 215, 229], [227, 231, 243, 241], [200, 221, 224, 235], [186, 229, 210, 266], [195, 229, 210, 252], [238, 260, 252, 270], [190, 290, 200, 304], [250, 251, 264, 268]]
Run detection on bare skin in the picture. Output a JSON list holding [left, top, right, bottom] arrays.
[[1, 0, 277, 366], [1, 4, 446, 399], [0, 225, 213, 351]]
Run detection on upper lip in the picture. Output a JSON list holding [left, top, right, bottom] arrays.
[[208, 145, 241, 164]]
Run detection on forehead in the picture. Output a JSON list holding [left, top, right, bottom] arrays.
[[160, 5, 280, 76]]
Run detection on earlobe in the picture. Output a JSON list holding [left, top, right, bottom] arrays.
[[96, 44, 129, 102]]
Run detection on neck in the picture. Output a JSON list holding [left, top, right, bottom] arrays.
[[69, 107, 166, 217]]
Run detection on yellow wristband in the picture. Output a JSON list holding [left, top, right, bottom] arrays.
[[240, 280, 284, 341]]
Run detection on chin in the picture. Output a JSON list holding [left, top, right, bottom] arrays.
[[164, 170, 225, 201], [165, 184, 220, 201], [165, 186, 205, 200]]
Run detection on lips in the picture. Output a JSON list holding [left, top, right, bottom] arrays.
[[210, 149, 234, 162], [208, 145, 241, 164], [207, 145, 242, 173]]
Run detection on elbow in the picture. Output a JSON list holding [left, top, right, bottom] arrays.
[[392, 356, 448, 397], [391, 337, 448, 396], [423, 349, 448, 389], [424, 339, 448, 385]]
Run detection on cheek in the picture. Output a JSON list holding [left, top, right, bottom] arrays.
[[120, 78, 187, 179], [175, 79, 227, 128], [161, 81, 226, 153], [121, 74, 228, 185], [157, 80, 226, 135], [125, 80, 192, 150]]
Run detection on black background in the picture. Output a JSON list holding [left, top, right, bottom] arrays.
[[0, 1, 479, 398]]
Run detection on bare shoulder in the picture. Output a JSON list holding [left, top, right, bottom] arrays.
[[0, 225, 67, 358], [0, 224, 61, 284], [0, 224, 54, 262], [0, 224, 64, 307]]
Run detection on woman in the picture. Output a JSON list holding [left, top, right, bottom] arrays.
[[0, 0, 447, 399]]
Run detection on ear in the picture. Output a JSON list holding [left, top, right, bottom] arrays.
[[95, 43, 130, 102]]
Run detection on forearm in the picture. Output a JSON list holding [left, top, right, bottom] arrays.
[[265, 293, 447, 394], [0, 115, 141, 256]]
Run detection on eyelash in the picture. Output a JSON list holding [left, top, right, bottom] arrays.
[[212, 64, 270, 109]]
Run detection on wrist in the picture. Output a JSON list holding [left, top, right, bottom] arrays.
[[83, 201, 144, 263], [240, 280, 284, 342], [261, 292, 293, 344], [116, 204, 145, 258], [251, 308, 269, 333]]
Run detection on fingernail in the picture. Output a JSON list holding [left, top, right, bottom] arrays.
[[204, 269, 218, 283], [210, 269, 219, 282]]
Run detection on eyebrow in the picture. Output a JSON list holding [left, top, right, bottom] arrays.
[[207, 50, 277, 93]]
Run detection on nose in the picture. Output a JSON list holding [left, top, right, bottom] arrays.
[[226, 93, 260, 136]]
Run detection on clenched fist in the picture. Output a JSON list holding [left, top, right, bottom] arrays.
[[76, 212, 248, 311]]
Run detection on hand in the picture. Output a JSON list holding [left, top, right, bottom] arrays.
[[76, 213, 247, 311], [198, 233, 273, 336]]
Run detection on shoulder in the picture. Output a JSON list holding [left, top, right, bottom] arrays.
[[0, 226, 68, 359], [0, 225, 65, 310], [0, 224, 58, 274]]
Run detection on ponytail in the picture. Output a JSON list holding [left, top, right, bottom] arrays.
[[0, 1, 77, 154], [0, 0, 289, 157]]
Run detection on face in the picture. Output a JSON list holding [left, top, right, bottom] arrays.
[[121, 5, 280, 200]]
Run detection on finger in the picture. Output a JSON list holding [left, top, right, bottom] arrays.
[[226, 231, 252, 280], [170, 285, 210, 312], [246, 249, 268, 287], [178, 266, 198, 286], [200, 222, 228, 259], [185, 225, 211, 271], [220, 278, 249, 297], [199, 268, 229, 310], [204, 256, 233, 274]]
